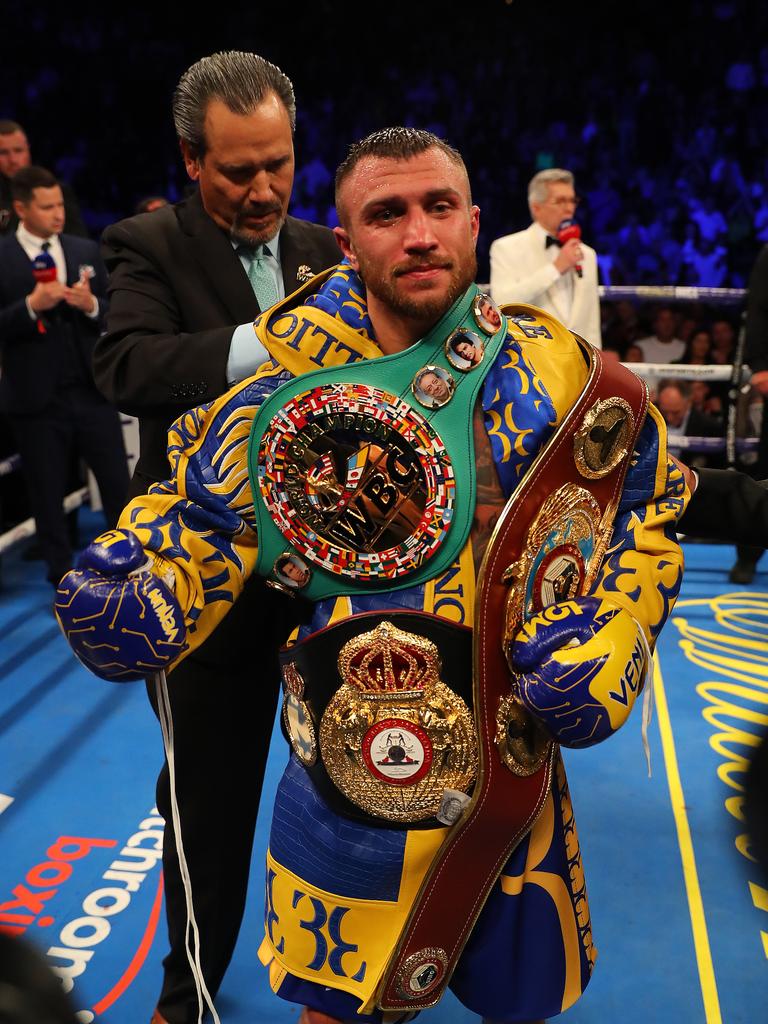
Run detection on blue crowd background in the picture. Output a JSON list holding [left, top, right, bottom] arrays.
[[2, 0, 767, 512], [2, 0, 767, 291]]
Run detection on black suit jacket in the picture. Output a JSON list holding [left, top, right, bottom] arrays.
[[685, 408, 723, 439], [0, 233, 108, 414], [746, 244, 768, 374], [94, 190, 340, 492], [679, 467, 768, 544]]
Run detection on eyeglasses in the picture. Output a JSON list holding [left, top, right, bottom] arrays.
[[549, 195, 581, 207]]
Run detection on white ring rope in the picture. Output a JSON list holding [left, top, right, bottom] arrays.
[[624, 362, 751, 383], [600, 285, 746, 304]]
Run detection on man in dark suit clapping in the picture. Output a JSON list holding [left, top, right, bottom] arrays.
[[0, 166, 128, 585]]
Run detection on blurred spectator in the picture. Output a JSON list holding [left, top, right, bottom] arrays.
[[657, 379, 724, 467], [726, 54, 756, 92], [711, 318, 737, 364], [681, 235, 729, 286], [603, 300, 643, 353], [681, 329, 714, 364], [0, 120, 87, 237], [690, 379, 723, 419], [678, 313, 699, 344], [637, 306, 685, 363], [690, 195, 728, 243], [135, 195, 169, 214], [624, 343, 645, 362]]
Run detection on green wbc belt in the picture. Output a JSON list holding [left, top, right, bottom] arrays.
[[248, 285, 507, 601]]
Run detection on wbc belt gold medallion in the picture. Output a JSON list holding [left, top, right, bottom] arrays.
[[574, 396, 635, 479], [319, 621, 477, 822], [257, 384, 455, 581]]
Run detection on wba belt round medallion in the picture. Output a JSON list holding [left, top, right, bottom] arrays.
[[257, 384, 455, 580], [362, 718, 433, 786], [320, 621, 477, 823]]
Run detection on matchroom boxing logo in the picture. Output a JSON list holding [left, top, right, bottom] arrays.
[[0, 808, 165, 1022]]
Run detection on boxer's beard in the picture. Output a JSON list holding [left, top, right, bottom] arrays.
[[357, 250, 478, 325]]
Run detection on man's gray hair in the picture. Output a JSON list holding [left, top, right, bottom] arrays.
[[527, 168, 574, 211], [173, 51, 296, 159]]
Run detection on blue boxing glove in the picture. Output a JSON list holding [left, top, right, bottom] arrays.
[[54, 529, 187, 682], [509, 596, 649, 748]]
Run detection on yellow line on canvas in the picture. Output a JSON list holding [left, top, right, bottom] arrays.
[[654, 652, 723, 1023]]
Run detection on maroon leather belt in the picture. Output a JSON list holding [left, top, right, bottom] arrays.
[[377, 340, 649, 1011]]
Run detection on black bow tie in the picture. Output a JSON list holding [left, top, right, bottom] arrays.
[[545, 235, 562, 249]]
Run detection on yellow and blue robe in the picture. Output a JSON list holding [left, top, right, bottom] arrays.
[[121, 266, 688, 1021]]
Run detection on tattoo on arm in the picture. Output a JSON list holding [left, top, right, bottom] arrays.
[[470, 405, 505, 572]]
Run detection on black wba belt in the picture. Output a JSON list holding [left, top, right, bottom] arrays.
[[278, 611, 475, 830]]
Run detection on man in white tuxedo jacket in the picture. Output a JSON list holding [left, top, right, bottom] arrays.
[[489, 168, 602, 347]]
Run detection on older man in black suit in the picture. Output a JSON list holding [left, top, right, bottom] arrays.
[[0, 166, 128, 584], [93, 51, 340, 1024]]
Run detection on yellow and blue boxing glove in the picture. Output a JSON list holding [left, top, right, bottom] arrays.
[[54, 529, 187, 682], [509, 596, 648, 748]]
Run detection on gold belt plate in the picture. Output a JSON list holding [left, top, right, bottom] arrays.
[[320, 621, 477, 823]]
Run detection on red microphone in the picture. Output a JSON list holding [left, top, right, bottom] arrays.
[[557, 218, 582, 278], [30, 250, 57, 334]]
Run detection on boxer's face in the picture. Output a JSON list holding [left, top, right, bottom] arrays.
[[183, 93, 295, 246], [334, 147, 479, 331]]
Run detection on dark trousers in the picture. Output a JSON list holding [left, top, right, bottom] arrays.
[[10, 389, 129, 582], [735, 396, 768, 568], [150, 575, 300, 1024]]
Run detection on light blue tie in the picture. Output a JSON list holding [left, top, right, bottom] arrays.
[[243, 244, 279, 312]]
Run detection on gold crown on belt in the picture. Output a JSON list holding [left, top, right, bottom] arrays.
[[337, 621, 440, 694]]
